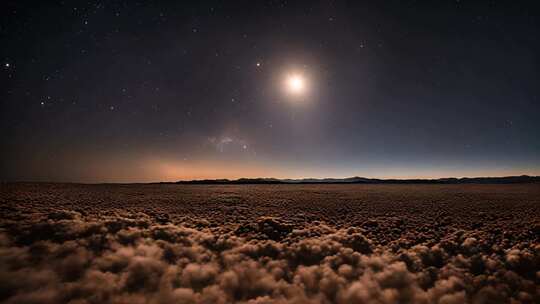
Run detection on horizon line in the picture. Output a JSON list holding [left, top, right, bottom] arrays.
[[3, 174, 539, 185]]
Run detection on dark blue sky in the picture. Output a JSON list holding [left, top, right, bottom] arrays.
[[1, 1, 539, 182]]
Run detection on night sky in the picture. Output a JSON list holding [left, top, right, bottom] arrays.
[[1, 1, 539, 182]]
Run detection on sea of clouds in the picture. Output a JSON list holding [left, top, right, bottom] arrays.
[[1, 207, 538, 304]]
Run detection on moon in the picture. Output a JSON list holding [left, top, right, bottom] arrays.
[[285, 73, 306, 95]]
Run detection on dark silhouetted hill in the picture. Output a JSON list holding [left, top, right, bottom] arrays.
[[171, 175, 540, 184]]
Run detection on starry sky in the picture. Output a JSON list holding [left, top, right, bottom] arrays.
[[1, 1, 539, 182]]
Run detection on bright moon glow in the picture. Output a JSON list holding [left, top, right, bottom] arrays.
[[286, 74, 306, 94]]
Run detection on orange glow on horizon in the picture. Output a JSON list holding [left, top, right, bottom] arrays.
[[46, 151, 540, 183], [140, 158, 288, 182], [138, 158, 539, 182]]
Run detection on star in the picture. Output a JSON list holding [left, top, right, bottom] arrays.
[[5, 63, 10, 68], [256, 62, 261, 67]]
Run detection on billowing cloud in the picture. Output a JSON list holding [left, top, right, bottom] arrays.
[[1, 183, 538, 303], [1, 210, 539, 303]]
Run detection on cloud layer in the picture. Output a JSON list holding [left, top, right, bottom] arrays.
[[0, 183, 539, 303]]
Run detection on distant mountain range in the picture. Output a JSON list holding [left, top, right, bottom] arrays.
[[167, 175, 540, 185]]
